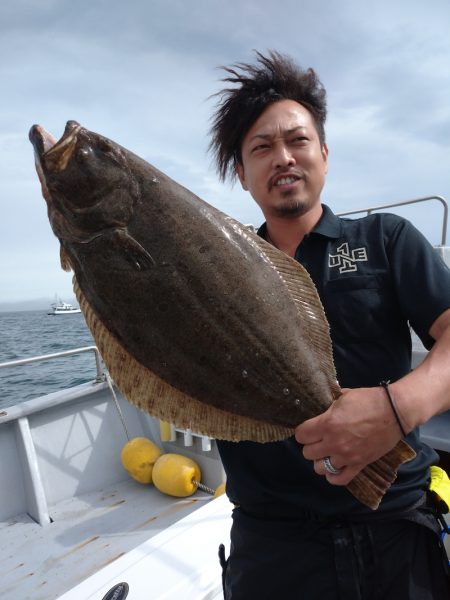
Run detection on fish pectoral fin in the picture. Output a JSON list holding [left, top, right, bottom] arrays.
[[113, 229, 155, 270]]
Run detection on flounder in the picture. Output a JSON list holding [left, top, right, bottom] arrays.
[[29, 121, 415, 509]]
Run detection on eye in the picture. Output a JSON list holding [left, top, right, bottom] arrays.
[[292, 136, 308, 144], [97, 137, 115, 153], [251, 143, 270, 154], [76, 146, 93, 160]]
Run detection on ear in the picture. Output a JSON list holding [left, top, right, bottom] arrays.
[[236, 162, 248, 191], [322, 143, 329, 174]]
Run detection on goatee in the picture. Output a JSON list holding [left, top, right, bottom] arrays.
[[273, 199, 310, 218]]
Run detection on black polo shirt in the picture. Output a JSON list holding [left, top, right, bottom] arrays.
[[217, 204, 450, 517]]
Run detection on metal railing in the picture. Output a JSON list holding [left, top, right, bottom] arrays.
[[336, 195, 448, 246], [0, 346, 105, 382]]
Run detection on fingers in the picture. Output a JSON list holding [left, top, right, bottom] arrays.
[[297, 387, 403, 467], [313, 459, 364, 486], [296, 386, 404, 488], [314, 457, 344, 476], [294, 413, 324, 445]]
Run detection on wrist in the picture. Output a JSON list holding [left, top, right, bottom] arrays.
[[379, 381, 408, 437], [388, 380, 427, 432]]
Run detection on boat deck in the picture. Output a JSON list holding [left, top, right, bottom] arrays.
[[1, 478, 212, 600], [0, 375, 226, 600], [58, 494, 232, 600]]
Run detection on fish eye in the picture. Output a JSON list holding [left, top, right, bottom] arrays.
[[97, 137, 115, 154], [76, 146, 93, 160]]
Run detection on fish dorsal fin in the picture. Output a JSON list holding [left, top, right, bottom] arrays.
[[249, 230, 341, 399], [219, 215, 340, 398]]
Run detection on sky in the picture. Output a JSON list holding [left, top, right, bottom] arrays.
[[1, 0, 449, 307]]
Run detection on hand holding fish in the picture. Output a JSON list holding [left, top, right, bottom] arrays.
[[295, 386, 410, 485]]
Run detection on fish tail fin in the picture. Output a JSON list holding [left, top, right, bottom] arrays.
[[345, 440, 416, 510]]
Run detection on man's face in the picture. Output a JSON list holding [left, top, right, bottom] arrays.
[[236, 99, 328, 219]]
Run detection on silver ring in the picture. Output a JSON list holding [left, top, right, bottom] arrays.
[[323, 456, 342, 475]]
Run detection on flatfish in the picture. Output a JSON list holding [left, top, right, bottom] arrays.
[[29, 121, 415, 509]]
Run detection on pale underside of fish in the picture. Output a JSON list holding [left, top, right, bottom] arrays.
[[29, 121, 416, 510]]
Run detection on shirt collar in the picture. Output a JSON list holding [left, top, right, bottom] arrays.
[[311, 204, 342, 239], [257, 204, 342, 240]]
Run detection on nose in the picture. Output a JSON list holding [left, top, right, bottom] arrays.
[[272, 142, 295, 169]]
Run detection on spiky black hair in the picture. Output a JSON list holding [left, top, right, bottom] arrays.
[[209, 50, 327, 182]]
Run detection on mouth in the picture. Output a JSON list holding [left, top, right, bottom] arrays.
[[269, 172, 303, 191], [29, 121, 82, 171]]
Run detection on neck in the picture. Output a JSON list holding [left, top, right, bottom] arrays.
[[264, 204, 323, 257]]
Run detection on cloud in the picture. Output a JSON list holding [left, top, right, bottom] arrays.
[[1, 0, 450, 302]]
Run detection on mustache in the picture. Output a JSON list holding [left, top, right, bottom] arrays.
[[268, 169, 304, 191]]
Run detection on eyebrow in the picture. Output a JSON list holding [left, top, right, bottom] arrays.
[[249, 126, 307, 143]]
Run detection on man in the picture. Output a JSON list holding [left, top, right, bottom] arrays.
[[209, 51, 450, 599]]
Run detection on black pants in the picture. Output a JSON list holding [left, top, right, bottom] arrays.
[[221, 508, 450, 599]]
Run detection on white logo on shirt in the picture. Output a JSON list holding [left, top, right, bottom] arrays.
[[329, 243, 368, 273]]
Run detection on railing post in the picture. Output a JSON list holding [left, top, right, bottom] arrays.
[[15, 417, 51, 526]]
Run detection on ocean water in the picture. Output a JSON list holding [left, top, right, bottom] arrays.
[[0, 310, 97, 409]]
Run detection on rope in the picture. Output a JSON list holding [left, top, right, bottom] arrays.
[[105, 373, 131, 441], [193, 480, 216, 495]]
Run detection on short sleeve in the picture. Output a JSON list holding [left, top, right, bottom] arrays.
[[386, 217, 450, 349]]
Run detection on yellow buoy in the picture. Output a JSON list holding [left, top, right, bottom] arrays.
[[152, 453, 201, 497], [214, 482, 226, 498], [121, 437, 163, 484]]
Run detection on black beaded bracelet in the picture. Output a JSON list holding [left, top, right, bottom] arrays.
[[380, 380, 407, 437]]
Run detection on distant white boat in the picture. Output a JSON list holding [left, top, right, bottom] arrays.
[[47, 300, 81, 315]]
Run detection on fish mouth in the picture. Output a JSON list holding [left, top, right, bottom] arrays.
[[29, 120, 82, 171]]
